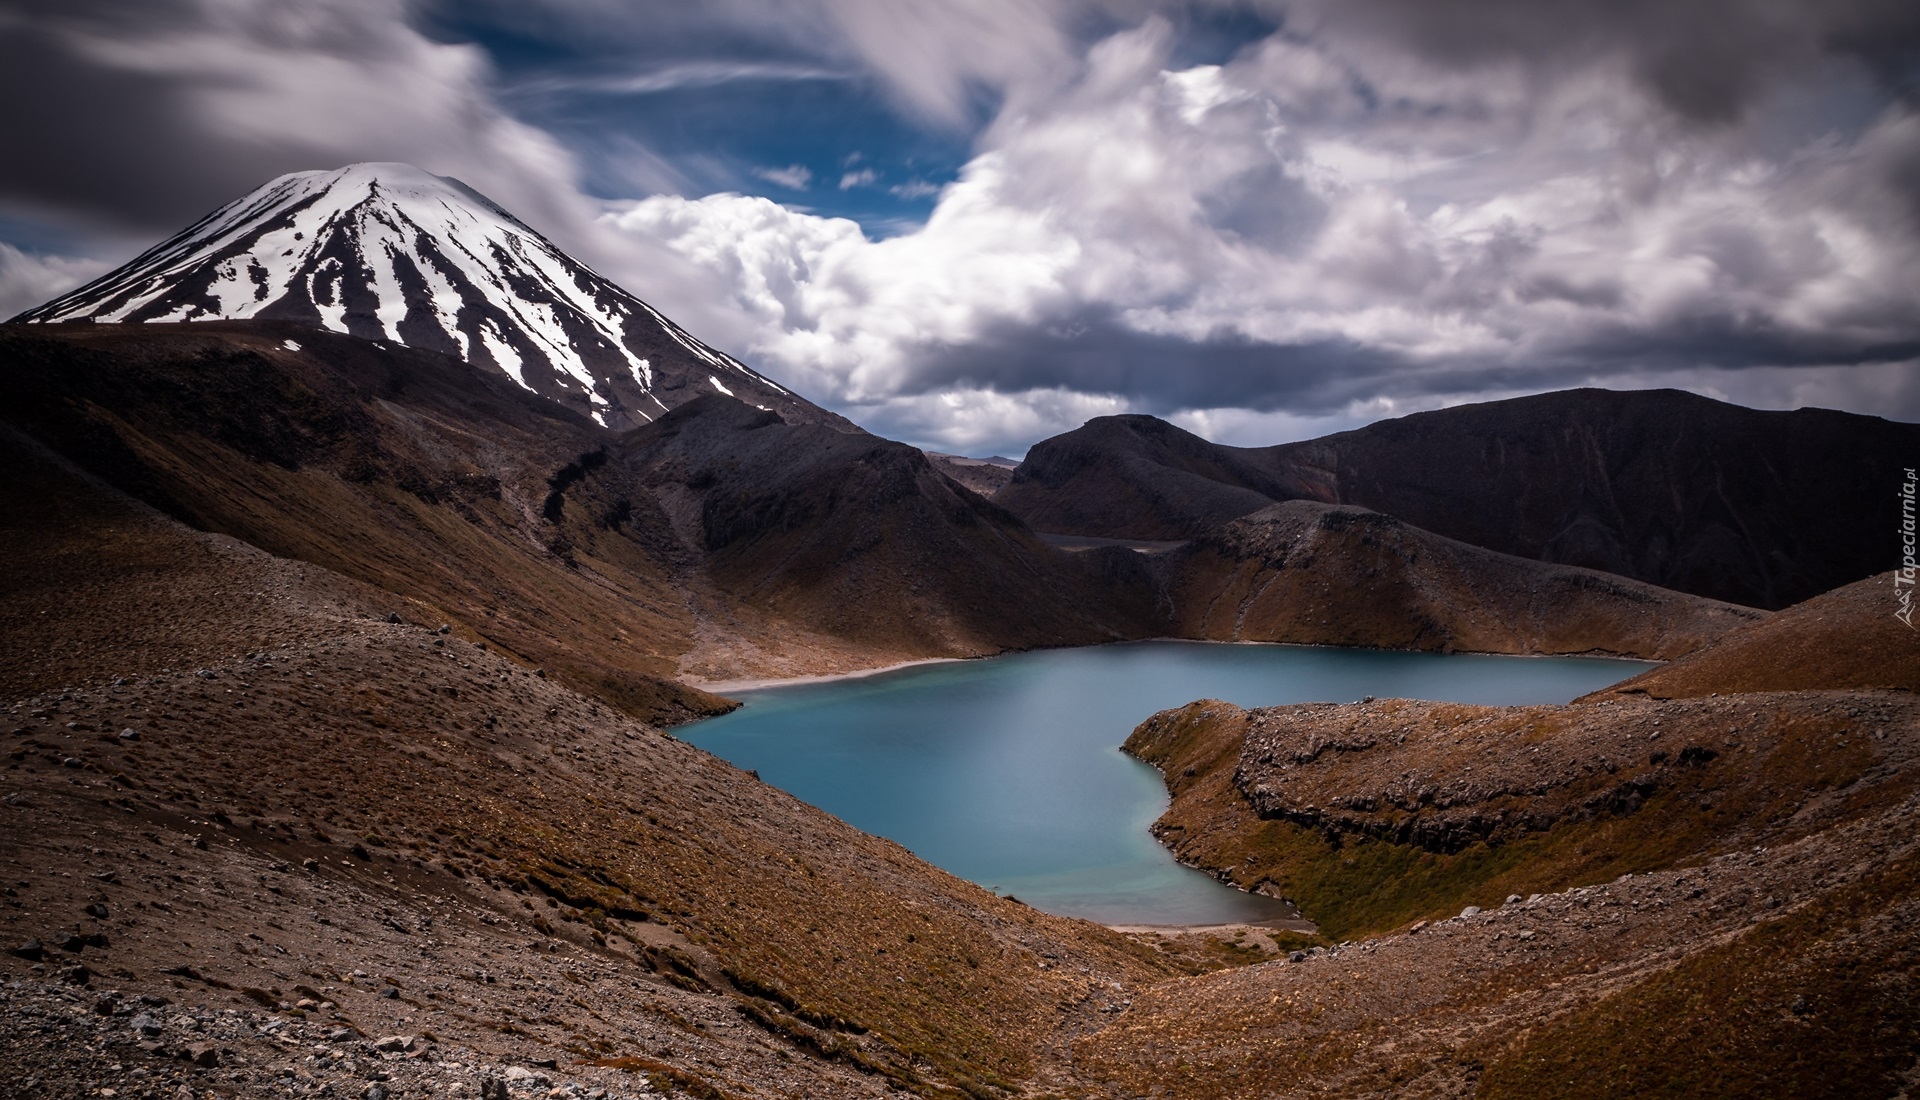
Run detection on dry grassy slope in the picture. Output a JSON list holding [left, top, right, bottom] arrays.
[[1083, 571, 1920, 1097], [622, 397, 1161, 668], [1156, 501, 1762, 658], [1589, 571, 1920, 698], [1071, 802, 1920, 1099], [0, 321, 730, 726], [1, 426, 1181, 1098]]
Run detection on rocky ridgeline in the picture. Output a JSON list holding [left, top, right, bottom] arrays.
[[1222, 693, 1908, 852]]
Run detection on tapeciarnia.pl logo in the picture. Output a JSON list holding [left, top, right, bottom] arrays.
[[1899, 467, 1917, 629]]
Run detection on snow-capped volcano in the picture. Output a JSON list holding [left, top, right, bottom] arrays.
[[11, 163, 834, 431]]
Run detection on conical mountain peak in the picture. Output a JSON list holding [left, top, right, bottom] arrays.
[[13, 162, 836, 431]]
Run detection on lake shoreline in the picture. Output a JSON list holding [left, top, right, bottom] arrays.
[[1105, 916, 1320, 935], [681, 641, 1650, 926], [693, 636, 1664, 696], [689, 655, 971, 695]]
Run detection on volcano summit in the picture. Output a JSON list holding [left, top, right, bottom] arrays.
[[11, 163, 834, 431]]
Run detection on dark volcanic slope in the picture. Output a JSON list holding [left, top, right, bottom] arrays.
[[0, 321, 1150, 695], [626, 400, 1156, 674], [1157, 500, 1762, 659], [1, 320, 720, 724], [998, 390, 1920, 608], [995, 414, 1301, 540]]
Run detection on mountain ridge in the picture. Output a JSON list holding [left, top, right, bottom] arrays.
[[995, 389, 1920, 608]]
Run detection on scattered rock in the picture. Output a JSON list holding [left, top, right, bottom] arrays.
[[130, 1013, 163, 1038], [503, 1066, 551, 1087], [185, 1042, 220, 1068], [85, 902, 108, 919], [11, 939, 43, 961], [53, 932, 85, 953], [480, 1079, 511, 1100], [372, 1035, 415, 1053], [379, 986, 400, 999], [1459, 906, 1482, 919]]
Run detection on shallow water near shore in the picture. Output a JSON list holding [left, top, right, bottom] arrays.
[[682, 641, 1651, 925]]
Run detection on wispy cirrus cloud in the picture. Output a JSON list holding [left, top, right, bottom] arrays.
[[503, 59, 851, 99]]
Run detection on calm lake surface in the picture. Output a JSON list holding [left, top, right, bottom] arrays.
[[682, 642, 1651, 926]]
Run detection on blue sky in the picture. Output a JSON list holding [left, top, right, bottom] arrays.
[[2, 0, 1917, 455]]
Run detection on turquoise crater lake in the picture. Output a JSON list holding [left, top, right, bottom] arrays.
[[682, 642, 1651, 926]]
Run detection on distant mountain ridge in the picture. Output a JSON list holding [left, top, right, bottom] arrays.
[[11, 162, 840, 432], [995, 390, 1920, 608]]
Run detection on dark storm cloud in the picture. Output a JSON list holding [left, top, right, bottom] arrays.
[[1290, 0, 1920, 125], [895, 302, 1920, 429], [0, 21, 267, 229], [901, 309, 1408, 416], [0, 0, 581, 240]]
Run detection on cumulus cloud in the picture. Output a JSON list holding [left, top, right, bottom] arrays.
[[0, 244, 110, 321], [598, 11, 1920, 452]]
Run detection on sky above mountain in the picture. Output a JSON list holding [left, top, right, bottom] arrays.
[[3, 0, 1918, 454]]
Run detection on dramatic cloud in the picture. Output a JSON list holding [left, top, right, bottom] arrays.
[[0, 0, 581, 237], [593, 10, 1920, 452], [5, 0, 1918, 452]]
